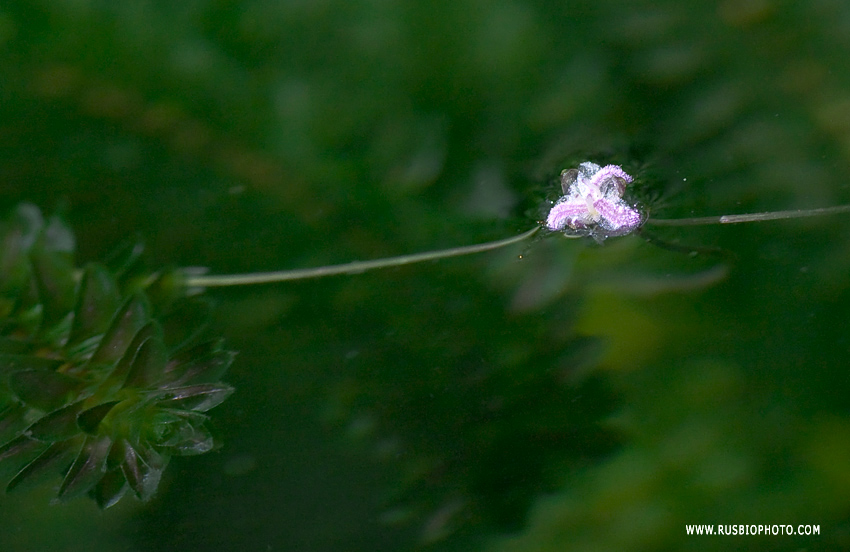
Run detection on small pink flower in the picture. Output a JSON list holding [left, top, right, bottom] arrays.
[[546, 162, 642, 239]]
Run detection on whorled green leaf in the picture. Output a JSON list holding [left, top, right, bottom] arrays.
[[123, 334, 168, 390], [0, 403, 30, 445], [57, 434, 113, 501], [0, 435, 48, 482], [9, 369, 85, 412], [93, 468, 129, 509], [67, 264, 122, 350], [26, 401, 86, 441], [157, 415, 215, 455], [161, 340, 235, 388], [76, 401, 120, 435], [117, 439, 166, 501], [92, 321, 161, 400], [6, 437, 82, 493], [97, 321, 162, 395], [154, 383, 235, 412], [89, 294, 150, 365]]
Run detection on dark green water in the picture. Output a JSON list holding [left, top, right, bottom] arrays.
[[1, 1, 849, 551]]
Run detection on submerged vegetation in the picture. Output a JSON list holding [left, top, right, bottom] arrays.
[[0, 204, 234, 507]]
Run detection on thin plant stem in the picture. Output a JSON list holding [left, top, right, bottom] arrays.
[[186, 226, 540, 287], [183, 201, 850, 288], [646, 204, 850, 226]]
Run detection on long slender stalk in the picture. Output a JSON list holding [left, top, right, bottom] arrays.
[[186, 226, 540, 287], [646, 204, 850, 226], [183, 201, 850, 288]]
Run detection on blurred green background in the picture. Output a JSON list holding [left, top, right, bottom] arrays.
[[2, 0, 850, 550]]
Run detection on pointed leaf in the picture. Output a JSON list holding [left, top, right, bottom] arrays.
[[123, 335, 168, 389], [93, 469, 128, 509], [149, 407, 192, 428], [0, 435, 47, 481], [0, 434, 42, 462], [0, 402, 30, 444], [136, 438, 168, 470], [30, 247, 77, 330], [6, 438, 81, 493], [67, 264, 121, 348], [161, 340, 235, 387], [77, 401, 121, 435], [89, 294, 150, 365], [9, 369, 84, 411], [120, 440, 166, 501], [159, 418, 215, 455], [26, 401, 85, 441], [97, 322, 161, 397], [156, 383, 235, 412], [106, 437, 128, 471], [57, 434, 112, 501]]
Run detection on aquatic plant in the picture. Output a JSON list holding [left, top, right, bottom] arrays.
[[0, 203, 234, 508]]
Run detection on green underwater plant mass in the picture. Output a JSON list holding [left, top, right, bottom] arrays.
[[0, 203, 234, 507]]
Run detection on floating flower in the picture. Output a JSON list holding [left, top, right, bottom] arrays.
[[546, 162, 643, 240]]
